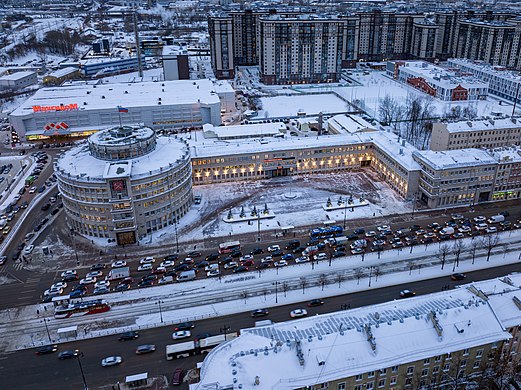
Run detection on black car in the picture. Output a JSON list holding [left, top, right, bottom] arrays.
[[11, 251, 21, 261], [90, 263, 106, 271], [41, 203, 51, 211], [141, 274, 157, 282], [292, 246, 306, 254], [451, 273, 466, 281], [230, 250, 243, 258], [250, 248, 264, 255], [410, 225, 421, 231], [255, 262, 270, 270], [251, 308, 269, 318], [353, 228, 365, 235], [271, 249, 283, 257], [205, 253, 220, 262], [62, 274, 79, 282], [422, 237, 434, 244], [195, 260, 209, 269], [58, 350, 79, 359], [307, 299, 325, 307], [174, 322, 195, 331], [187, 251, 202, 258], [233, 266, 249, 273], [16, 242, 25, 251], [114, 284, 130, 292], [35, 345, 58, 355], [51, 209, 60, 216], [136, 345, 156, 355], [219, 256, 234, 264], [137, 280, 154, 288], [194, 333, 212, 342], [332, 251, 347, 258], [164, 270, 177, 277], [164, 254, 179, 262], [174, 264, 191, 272], [119, 331, 139, 341], [72, 284, 87, 292]]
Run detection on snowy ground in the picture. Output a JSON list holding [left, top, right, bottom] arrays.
[[2, 228, 521, 352], [149, 171, 410, 246], [257, 94, 350, 118]]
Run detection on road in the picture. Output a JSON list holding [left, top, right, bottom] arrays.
[[1, 262, 520, 390]]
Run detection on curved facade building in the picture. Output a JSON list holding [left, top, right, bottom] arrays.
[[55, 125, 192, 245]]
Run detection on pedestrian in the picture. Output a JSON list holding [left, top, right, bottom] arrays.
[[36, 309, 40, 316], [99, 249, 102, 256], [518, 252, 521, 260], [347, 303, 351, 309], [373, 212, 375, 217]]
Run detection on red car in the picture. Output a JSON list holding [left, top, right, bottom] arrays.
[[241, 259, 255, 266], [172, 368, 184, 386]]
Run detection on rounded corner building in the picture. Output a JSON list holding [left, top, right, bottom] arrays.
[[55, 125, 192, 245]]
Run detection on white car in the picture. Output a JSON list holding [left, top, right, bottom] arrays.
[[267, 245, 281, 252], [13, 194, 21, 202], [44, 287, 63, 296], [377, 225, 391, 232], [295, 256, 309, 263], [205, 263, 219, 272], [137, 263, 153, 272], [458, 226, 471, 234], [290, 309, 308, 318], [80, 276, 97, 285], [473, 216, 487, 223], [101, 356, 122, 367], [29, 186, 37, 194], [486, 226, 498, 234], [274, 260, 288, 267], [51, 282, 67, 290], [207, 269, 221, 277], [60, 269, 77, 278], [475, 223, 488, 231], [223, 261, 238, 270], [365, 230, 376, 237], [23, 245, 34, 255], [314, 253, 327, 261], [94, 280, 110, 289], [261, 256, 273, 264], [139, 256, 155, 264], [172, 330, 191, 340], [351, 247, 364, 255], [111, 260, 127, 268], [160, 260, 175, 268], [239, 254, 254, 262], [86, 271, 103, 278]]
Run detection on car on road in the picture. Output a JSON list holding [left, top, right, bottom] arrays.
[[251, 308, 269, 318], [307, 299, 324, 307], [256, 262, 270, 269], [314, 253, 327, 261], [351, 247, 364, 255], [274, 260, 288, 267], [223, 261, 238, 270], [194, 333, 212, 342], [58, 350, 79, 359], [195, 260, 209, 269], [207, 269, 220, 277], [399, 289, 416, 298], [473, 216, 487, 223], [137, 263, 153, 272], [113, 284, 130, 292], [261, 256, 273, 264], [486, 226, 498, 234], [119, 331, 139, 341], [136, 345, 156, 355], [295, 256, 309, 263], [50, 282, 67, 290], [38, 186, 46, 193], [160, 260, 175, 268], [86, 271, 102, 278], [94, 280, 110, 289], [458, 226, 472, 234], [101, 356, 122, 367], [451, 273, 466, 281], [233, 265, 249, 273], [89, 263, 106, 271], [290, 309, 308, 318], [80, 276, 97, 285], [377, 225, 390, 232], [281, 253, 294, 261], [172, 330, 191, 340], [423, 232, 436, 239], [267, 245, 281, 252], [0, 256, 6, 265], [139, 256, 155, 264], [60, 269, 77, 278], [62, 274, 79, 282], [250, 248, 263, 255], [174, 322, 195, 331], [2, 226, 11, 235], [94, 286, 110, 295], [172, 368, 184, 386], [365, 230, 376, 237], [41, 203, 50, 211], [111, 260, 127, 268], [29, 186, 37, 194], [205, 253, 220, 262], [475, 223, 488, 231], [239, 254, 254, 262], [35, 345, 58, 355], [137, 280, 155, 288], [187, 251, 202, 258]]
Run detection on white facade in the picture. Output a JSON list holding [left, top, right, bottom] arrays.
[[0, 71, 38, 91], [9, 79, 224, 141]]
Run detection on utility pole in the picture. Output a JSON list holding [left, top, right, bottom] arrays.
[[42, 318, 52, 343], [133, 11, 143, 78], [76, 352, 88, 390]]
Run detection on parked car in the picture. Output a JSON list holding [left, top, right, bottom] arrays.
[[119, 331, 139, 341], [172, 368, 184, 386], [251, 308, 269, 318]]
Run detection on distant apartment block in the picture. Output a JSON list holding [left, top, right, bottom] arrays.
[[447, 58, 521, 105], [430, 118, 521, 151], [209, 10, 521, 82], [259, 15, 344, 85], [387, 60, 488, 101]]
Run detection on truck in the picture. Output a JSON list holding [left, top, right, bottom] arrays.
[[108, 266, 130, 281], [25, 176, 35, 187], [326, 236, 348, 247], [177, 270, 196, 282], [439, 227, 455, 236], [488, 215, 505, 224]]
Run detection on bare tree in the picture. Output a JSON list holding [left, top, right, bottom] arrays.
[[300, 277, 307, 294], [374, 266, 382, 282], [355, 268, 364, 285], [452, 240, 466, 272], [407, 261, 416, 275], [481, 234, 500, 262], [282, 281, 288, 297], [336, 272, 345, 288], [403, 94, 436, 149], [240, 291, 248, 304], [482, 347, 521, 389], [469, 239, 481, 265], [379, 94, 403, 130], [319, 274, 327, 291], [439, 244, 451, 270]]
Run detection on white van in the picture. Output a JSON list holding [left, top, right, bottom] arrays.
[[177, 270, 196, 282]]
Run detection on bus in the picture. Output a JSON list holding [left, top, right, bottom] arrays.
[[166, 332, 239, 360], [218, 240, 241, 254], [54, 299, 110, 319], [25, 176, 35, 187], [310, 225, 343, 239]]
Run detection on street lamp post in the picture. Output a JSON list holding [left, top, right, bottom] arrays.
[[343, 200, 348, 229], [156, 300, 164, 323], [257, 212, 261, 242], [174, 218, 179, 253], [273, 281, 279, 303], [41, 318, 52, 343], [368, 266, 374, 287], [76, 352, 88, 390], [220, 325, 231, 340]]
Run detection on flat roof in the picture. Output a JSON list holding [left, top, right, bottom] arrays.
[[413, 149, 497, 170], [10, 79, 221, 116], [196, 287, 509, 389], [203, 122, 284, 139], [46, 67, 79, 78], [490, 146, 521, 163], [0, 71, 36, 81], [444, 118, 521, 133], [328, 114, 376, 134], [448, 58, 521, 83]]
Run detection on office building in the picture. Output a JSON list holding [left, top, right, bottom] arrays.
[[162, 46, 190, 81], [0, 71, 38, 91]]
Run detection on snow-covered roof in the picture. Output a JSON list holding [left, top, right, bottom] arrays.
[[413, 149, 497, 170], [489, 146, 521, 164], [460, 273, 521, 329], [90, 126, 154, 146], [0, 71, 36, 81], [203, 122, 284, 139], [46, 67, 78, 79], [444, 118, 521, 133], [10, 79, 221, 115], [55, 136, 189, 181], [195, 288, 510, 389], [162, 45, 188, 56], [448, 58, 521, 83], [328, 114, 377, 134]]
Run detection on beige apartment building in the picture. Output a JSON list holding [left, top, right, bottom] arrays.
[[430, 118, 521, 151]]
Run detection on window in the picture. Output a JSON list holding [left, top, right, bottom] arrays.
[[433, 366, 440, 374], [378, 379, 385, 388], [405, 378, 412, 386], [391, 365, 398, 373], [354, 386, 362, 390], [379, 368, 387, 376], [476, 349, 483, 358], [460, 359, 467, 368], [337, 383, 346, 390], [368, 371, 375, 378], [473, 360, 481, 369], [390, 376, 397, 385], [463, 348, 469, 355], [435, 355, 441, 362], [407, 366, 414, 375], [443, 363, 450, 372], [422, 368, 429, 377], [423, 358, 430, 365], [355, 375, 363, 381], [366, 382, 374, 390]]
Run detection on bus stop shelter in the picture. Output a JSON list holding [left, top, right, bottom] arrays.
[[125, 373, 148, 388]]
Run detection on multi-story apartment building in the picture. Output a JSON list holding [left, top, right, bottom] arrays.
[[430, 118, 521, 151], [258, 15, 344, 85], [412, 149, 498, 208], [209, 10, 521, 82], [490, 147, 521, 201], [192, 283, 511, 389], [387, 60, 488, 101], [447, 58, 521, 105]]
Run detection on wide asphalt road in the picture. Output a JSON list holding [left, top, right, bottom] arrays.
[[2, 261, 520, 390]]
